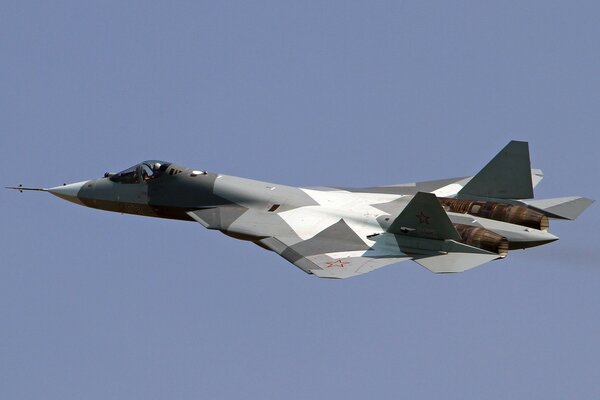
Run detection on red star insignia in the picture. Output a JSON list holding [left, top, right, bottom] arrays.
[[416, 211, 430, 224], [325, 259, 350, 268]]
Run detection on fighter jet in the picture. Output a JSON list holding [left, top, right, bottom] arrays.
[[7, 141, 593, 278]]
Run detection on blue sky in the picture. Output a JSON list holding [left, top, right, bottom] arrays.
[[2, 1, 599, 398]]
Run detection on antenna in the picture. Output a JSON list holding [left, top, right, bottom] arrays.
[[5, 184, 47, 193]]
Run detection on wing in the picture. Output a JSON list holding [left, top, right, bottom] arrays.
[[335, 176, 469, 195], [188, 207, 411, 279], [258, 236, 410, 279], [337, 169, 543, 198]]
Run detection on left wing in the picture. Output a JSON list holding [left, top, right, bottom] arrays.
[[188, 207, 411, 279]]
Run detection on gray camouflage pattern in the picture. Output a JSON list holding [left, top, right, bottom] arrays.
[[8, 141, 594, 279]]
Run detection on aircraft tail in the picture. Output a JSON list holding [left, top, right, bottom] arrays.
[[458, 140, 534, 199]]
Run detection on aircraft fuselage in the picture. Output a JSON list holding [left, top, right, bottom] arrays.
[[10, 141, 592, 278]]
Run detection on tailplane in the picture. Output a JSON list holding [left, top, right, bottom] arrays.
[[523, 197, 594, 220]]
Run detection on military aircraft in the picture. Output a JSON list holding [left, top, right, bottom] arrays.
[[7, 141, 593, 278]]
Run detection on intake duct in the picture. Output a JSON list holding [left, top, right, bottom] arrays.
[[453, 224, 509, 258], [439, 198, 549, 231]]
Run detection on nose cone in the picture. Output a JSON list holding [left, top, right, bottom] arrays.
[[48, 181, 89, 205]]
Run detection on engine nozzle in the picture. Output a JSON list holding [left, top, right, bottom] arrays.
[[454, 224, 509, 257], [440, 198, 548, 231]]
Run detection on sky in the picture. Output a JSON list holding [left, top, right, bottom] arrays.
[[1, 1, 599, 398]]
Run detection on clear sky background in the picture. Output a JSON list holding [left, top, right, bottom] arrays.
[[2, 1, 599, 399]]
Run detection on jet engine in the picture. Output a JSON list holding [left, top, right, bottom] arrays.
[[453, 224, 509, 257], [439, 198, 548, 231]]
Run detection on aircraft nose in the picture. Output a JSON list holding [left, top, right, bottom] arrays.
[[48, 181, 89, 205]]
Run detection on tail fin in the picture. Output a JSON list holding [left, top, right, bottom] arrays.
[[387, 192, 461, 240], [459, 140, 534, 199], [386, 192, 501, 273]]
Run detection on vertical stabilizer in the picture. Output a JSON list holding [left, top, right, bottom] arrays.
[[387, 192, 462, 241], [459, 140, 534, 199]]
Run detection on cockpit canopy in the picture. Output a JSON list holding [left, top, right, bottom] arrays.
[[109, 160, 172, 184]]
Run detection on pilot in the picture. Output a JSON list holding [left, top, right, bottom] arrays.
[[145, 162, 163, 180]]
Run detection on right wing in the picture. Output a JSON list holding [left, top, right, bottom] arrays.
[[258, 236, 409, 279]]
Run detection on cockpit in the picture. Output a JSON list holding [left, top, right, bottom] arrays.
[[109, 160, 172, 184]]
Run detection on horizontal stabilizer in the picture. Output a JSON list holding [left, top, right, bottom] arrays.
[[459, 140, 534, 199], [411, 240, 500, 273], [387, 192, 461, 241], [523, 197, 594, 220], [414, 252, 499, 273]]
